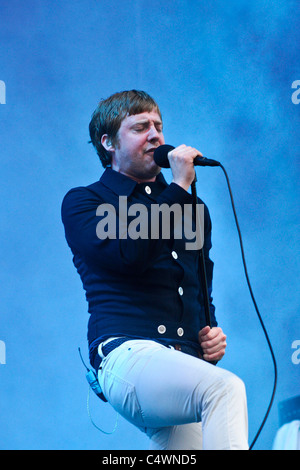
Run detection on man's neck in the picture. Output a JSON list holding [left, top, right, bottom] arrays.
[[111, 167, 157, 184]]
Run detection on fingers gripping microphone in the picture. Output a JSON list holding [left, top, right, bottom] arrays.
[[154, 144, 220, 168]]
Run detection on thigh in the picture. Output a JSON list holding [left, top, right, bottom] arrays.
[[149, 422, 203, 450], [98, 339, 227, 430]]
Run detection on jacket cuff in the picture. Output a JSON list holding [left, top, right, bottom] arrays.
[[158, 182, 194, 205]]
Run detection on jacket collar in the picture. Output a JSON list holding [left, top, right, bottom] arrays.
[[99, 167, 168, 197]]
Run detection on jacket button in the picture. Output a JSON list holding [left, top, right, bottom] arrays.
[[145, 185, 152, 195], [158, 325, 166, 334], [177, 327, 184, 337], [178, 286, 183, 296], [171, 251, 178, 260]]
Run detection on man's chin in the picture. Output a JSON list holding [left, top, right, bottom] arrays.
[[146, 163, 161, 179], [131, 163, 161, 183]]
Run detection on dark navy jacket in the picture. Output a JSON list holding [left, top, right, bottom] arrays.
[[61, 168, 217, 368]]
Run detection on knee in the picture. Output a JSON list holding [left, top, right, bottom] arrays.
[[225, 372, 246, 399], [204, 370, 247, 405]]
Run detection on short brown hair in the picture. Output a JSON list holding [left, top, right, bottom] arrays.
[[89, 90, 162, 167]]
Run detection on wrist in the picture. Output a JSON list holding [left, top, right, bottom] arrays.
[[171, 178, 191, 192]]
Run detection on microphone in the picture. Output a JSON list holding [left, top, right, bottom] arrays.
[[154, 144, 220, 168]]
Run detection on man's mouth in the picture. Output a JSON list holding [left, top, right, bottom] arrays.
[[145, 147, 158, 154]]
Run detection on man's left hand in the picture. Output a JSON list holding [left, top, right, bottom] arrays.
[[198, 326, 227, 362]]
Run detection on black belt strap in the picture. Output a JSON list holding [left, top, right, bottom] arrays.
[[94, 337, 205, 372], [93, 338, 129, 371], [102, 337, 130, 356]]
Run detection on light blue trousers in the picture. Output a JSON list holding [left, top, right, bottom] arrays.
[[98, 339, 248, 450]]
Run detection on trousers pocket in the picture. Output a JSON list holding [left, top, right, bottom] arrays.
[[102, 370, 145, 428]]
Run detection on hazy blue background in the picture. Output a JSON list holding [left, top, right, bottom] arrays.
[[0, 0, 299, 450]]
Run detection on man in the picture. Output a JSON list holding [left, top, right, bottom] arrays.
[[61, 90, 248, 450]]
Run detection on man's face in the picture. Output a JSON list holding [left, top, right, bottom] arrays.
[[106, 110, 165, 182]]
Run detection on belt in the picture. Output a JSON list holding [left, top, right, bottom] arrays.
[[174, 343, 202, 359], [93, 338, 129, 371], [100, 337, 202, 362], [101, 337, 130, 357], [94, 338, 213, 372]]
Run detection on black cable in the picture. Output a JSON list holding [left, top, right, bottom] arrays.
[[191, 176, 212, 328], [217, 163, 278, 450]]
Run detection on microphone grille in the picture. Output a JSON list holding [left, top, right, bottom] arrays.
[[153, 144, 175, 168]]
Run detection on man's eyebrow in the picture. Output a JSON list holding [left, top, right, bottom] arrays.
[[130, 118, 163, 126]]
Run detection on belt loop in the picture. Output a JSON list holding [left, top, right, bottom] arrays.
[[98, 342, 105, 359], [98, 337, 127, 360]]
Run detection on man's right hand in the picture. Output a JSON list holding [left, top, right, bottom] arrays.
[[168, 144, 203, 191]]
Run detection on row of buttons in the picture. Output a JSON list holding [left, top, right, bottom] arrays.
[[172, 251, 184, 296], [145, 185, 185, 339], [158, 325, 184, 337], [169, 249, 184, 335]]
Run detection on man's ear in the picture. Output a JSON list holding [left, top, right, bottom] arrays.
[[101, 134, 114, 152]]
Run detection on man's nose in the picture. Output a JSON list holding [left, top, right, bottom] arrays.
[[147, 125, 160, 141]]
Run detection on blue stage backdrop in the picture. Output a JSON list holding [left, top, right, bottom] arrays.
[[0, 0, 299, 450]]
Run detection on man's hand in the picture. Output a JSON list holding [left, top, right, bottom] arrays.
[[168, 144, 202, 191], [198, 326, 227, 362]]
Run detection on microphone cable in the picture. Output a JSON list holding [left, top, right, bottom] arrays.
[[216, 162, 278, 450], [154, 144, 277, 448]]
